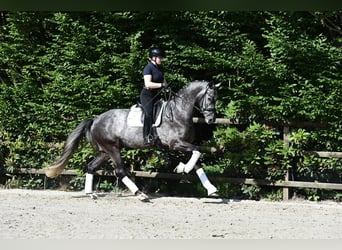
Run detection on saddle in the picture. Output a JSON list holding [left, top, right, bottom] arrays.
[[127, 100, 166, 127]]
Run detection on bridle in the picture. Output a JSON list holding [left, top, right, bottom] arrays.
[[197, 85, 216, 114], [159, 83, 217, 124], [166, 84, 216, 115]]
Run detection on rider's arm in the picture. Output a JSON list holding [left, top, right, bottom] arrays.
[[144, 74, 164, 89]]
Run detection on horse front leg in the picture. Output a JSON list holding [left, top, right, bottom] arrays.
[[194, 165, 218, 196], [174, 150, 201, 174], [170, 140, 201, 174], [171, 140, 218, 197], [176, 160, 218, 196]]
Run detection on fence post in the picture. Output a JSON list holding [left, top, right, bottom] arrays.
[[283, 126, 291, 200]]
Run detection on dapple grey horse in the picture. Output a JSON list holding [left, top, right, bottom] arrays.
[[45, 80, 221, 200]]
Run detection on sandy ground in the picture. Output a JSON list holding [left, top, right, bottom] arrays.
[[0, 188, 341, 239]]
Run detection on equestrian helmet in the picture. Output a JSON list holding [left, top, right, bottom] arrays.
[[149, 48, 165, 58]]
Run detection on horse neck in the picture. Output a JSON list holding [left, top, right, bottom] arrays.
[[172, 82, 206, 121]]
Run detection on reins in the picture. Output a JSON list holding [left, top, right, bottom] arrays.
[[143, 83, 213, 122]]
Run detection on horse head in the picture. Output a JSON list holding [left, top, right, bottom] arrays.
[[198, 81, 222, 124]]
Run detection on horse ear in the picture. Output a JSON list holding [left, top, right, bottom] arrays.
[[208, 81, 222, 89], [214, 82, 222, 88]]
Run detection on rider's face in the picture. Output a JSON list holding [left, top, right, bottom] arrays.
[[153, 56, 163, 65]]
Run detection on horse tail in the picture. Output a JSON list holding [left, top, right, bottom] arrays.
[[45, 118, 94, 178]]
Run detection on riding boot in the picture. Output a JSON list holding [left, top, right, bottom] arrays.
[[143, 113, 154, 145], [144, 134, 154, 145]]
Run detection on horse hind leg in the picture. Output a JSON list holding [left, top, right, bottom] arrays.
[[114, 167, 149, 202], [84, 152, 109, 197], [108, 147, 149, 202]]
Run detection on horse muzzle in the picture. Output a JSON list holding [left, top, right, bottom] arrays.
[[204, 112, 216, 124]]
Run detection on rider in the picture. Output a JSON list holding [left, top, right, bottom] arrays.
[[140, 48, 168, 145]]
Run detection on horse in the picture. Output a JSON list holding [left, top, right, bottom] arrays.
[[45, 80, 221, 201]]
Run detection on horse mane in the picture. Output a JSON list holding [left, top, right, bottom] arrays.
[[177, 80, 209, 96]]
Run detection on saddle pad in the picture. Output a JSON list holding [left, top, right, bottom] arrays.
[[127, 103, 165, 127], [126, 105, 143, 127]]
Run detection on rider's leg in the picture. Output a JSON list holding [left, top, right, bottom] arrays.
[[140, 90, 155, 144], [143, 113, 153, 144]]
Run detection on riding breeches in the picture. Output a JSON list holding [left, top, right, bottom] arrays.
[[140, 88, 160, 138]]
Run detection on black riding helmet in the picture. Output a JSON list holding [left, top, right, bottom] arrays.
[[149, 48, 165, 58]]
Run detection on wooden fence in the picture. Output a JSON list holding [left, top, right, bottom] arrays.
[[196, 117, 342, 200], [8, 117, 342, 200]]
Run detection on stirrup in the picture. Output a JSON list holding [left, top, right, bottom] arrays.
[[144, 134, 154, 145]]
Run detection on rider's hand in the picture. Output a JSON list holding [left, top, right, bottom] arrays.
[[161, 82, 169, 88]]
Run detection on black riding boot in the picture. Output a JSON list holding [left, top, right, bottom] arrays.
[[143, 134, 154, 145], [140, 88, 159, 146]]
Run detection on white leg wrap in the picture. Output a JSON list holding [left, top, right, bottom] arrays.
[[174, 162, 186, 173], [196, 168, 217, 196], [174, 150, 201, 174], [122, 176, 139, 194], [184, 150, 201, 173], [84, 173, 93, 194]]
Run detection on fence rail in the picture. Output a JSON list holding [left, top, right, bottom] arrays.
[[306, 151, 342, 158], [192, 117, 331, 128], [193, 117, 341, 200], [10, 168, 342, 191]]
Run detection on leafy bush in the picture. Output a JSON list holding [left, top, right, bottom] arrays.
[[202, 123, 342, 200]]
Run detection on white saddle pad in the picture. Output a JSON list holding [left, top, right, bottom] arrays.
[[127, 102, 165, 127]]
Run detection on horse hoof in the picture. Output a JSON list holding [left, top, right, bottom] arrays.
[[208, 192, 219, 198], [136, 191, 150, 202], [87, 193, 98, 200], [174, 162, 186, 173]]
